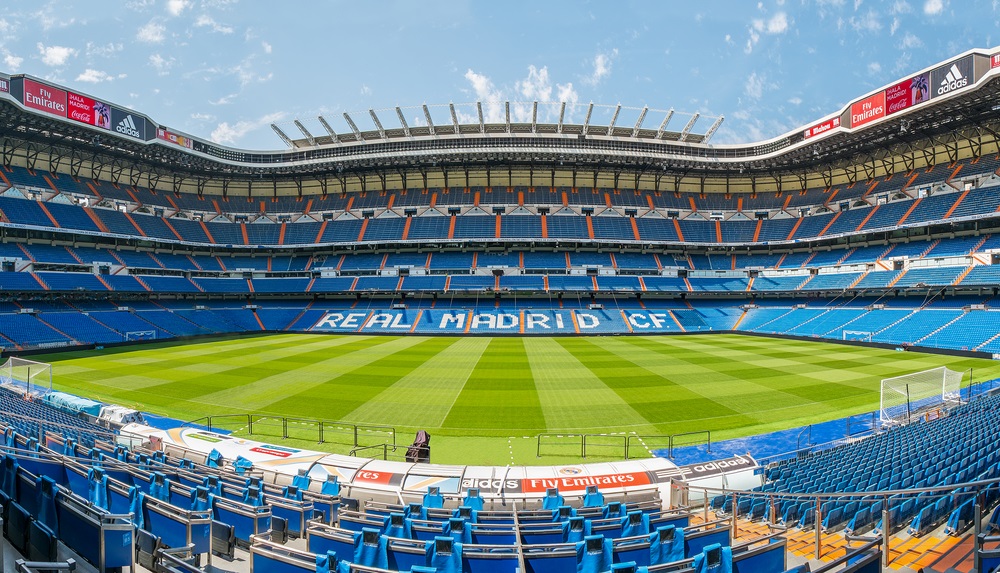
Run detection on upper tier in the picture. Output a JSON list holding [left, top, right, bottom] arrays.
[[2, 153, 999, 248]]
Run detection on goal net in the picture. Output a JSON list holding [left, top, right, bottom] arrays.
[[880, 366, 964, 427], [843, 331, 873, 342], [0, 357, 52, 395], [125, 330, 156, 342]]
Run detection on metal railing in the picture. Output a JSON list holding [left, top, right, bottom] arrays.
[[183, 413, 396, 452], [535, 432, 630, 459], [625, 430, 711, 459], [675, 474, 1000, 568]]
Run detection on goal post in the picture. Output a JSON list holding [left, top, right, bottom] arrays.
[[0, 357, 53, 395], [879, 366, 964, 427], [843, 331, 873, 342], [125, 330, 157, 342]]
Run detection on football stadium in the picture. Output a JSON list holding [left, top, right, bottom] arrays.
[[5, 26, 1000, 573]]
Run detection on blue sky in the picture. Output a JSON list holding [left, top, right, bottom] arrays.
[[0, 0, 994, 150]]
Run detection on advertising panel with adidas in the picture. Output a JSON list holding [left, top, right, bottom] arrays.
[[110, 106, 146, 140], [930, 55, 973, 97]]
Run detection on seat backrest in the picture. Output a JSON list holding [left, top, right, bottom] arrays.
[[135, 527, 161, 570]]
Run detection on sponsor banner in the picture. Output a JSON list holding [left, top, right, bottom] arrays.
[[157, 127, 195, 149], [520, 471, 652, 494], [0, 77, 8, 93], [461, 477, 523, 494], [679, 455, 756, 480], [249, 444, 301, 458], [849, 91, 885, 128], [803, 117, 840, 139], [930, 55, 973, 97], [885, 73, 930, 116], [111, 106, 145, 140], [993, 53, 1000, 69], [353, 469, 400, 486], [22, 78, 67, 117], [187, 432, 224, 444], [67, 91, 111, 129]]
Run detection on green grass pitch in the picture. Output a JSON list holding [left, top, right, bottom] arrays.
[[32, 333, 1000, 466]]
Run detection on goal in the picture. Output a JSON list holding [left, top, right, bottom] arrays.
[[0, 357, 52, 394], [879, 366, 964, 427], [843, 331, 873, 342], [125, 330, 157, 342]]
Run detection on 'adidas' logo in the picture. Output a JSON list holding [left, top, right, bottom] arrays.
[[937, 62, 969, 95], [942, 64, 964, 85], [115, 114, 141, 138]]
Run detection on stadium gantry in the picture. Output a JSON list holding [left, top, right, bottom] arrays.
[[2, 48, 1000, 572]]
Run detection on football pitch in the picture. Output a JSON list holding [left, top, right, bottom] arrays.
[[33, 333, 1000, 466]]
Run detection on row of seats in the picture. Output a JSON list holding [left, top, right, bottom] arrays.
[[4, 262, 1000, 296], [7, 155, 996, 214], [4, 235, 999, 272], [4, 181, 1000, 246]]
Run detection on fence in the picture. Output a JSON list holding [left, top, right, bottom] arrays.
[[626, 430, 711, 459], [535, 432, 629, 459], [184, 414, 396, 455]]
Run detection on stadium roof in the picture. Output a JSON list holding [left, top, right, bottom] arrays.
[[271, 103, 723, 148], [0, 48, 998, 197]]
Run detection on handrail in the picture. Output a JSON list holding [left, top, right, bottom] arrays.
[[811, 537, 882, 573]]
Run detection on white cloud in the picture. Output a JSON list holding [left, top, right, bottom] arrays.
[[195, 15, 234, 34], [166, 0, 191, 16], [360, 84, 371, 96], [746, 12, 789, 52], [745, 72, 764, 100], [126, 0, 155, 10], [211, 111, 286, 145], [262, 41, 272, 54], [460, 67, 578, 124], [190, 112, 214, 121], [848, 9, 881, 33], [890, 17, 900, 35], [464, 69, 502, 101], [518, 66, 553, 101], [557, 82, 579, 108], [149, 53, 174, 74], [85, 42, 124, 58], [585, 49, 618, 86], [209, 93, 238, 105], [900, 32, 923, 48], [788, 96, 802, 105], [33, 8, 74, 32], [36, 43, 76, 67], [4, 52, 23, 71], [766, 12, 789, 33], [891, 0, 913, 13], [76, 69, 116, 83], [137, 20, 166, 43], [868, 61, 882, 74], [751, 12, 790, 34], [745, 29, 760, 54], [924, 0, 944, 14]]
